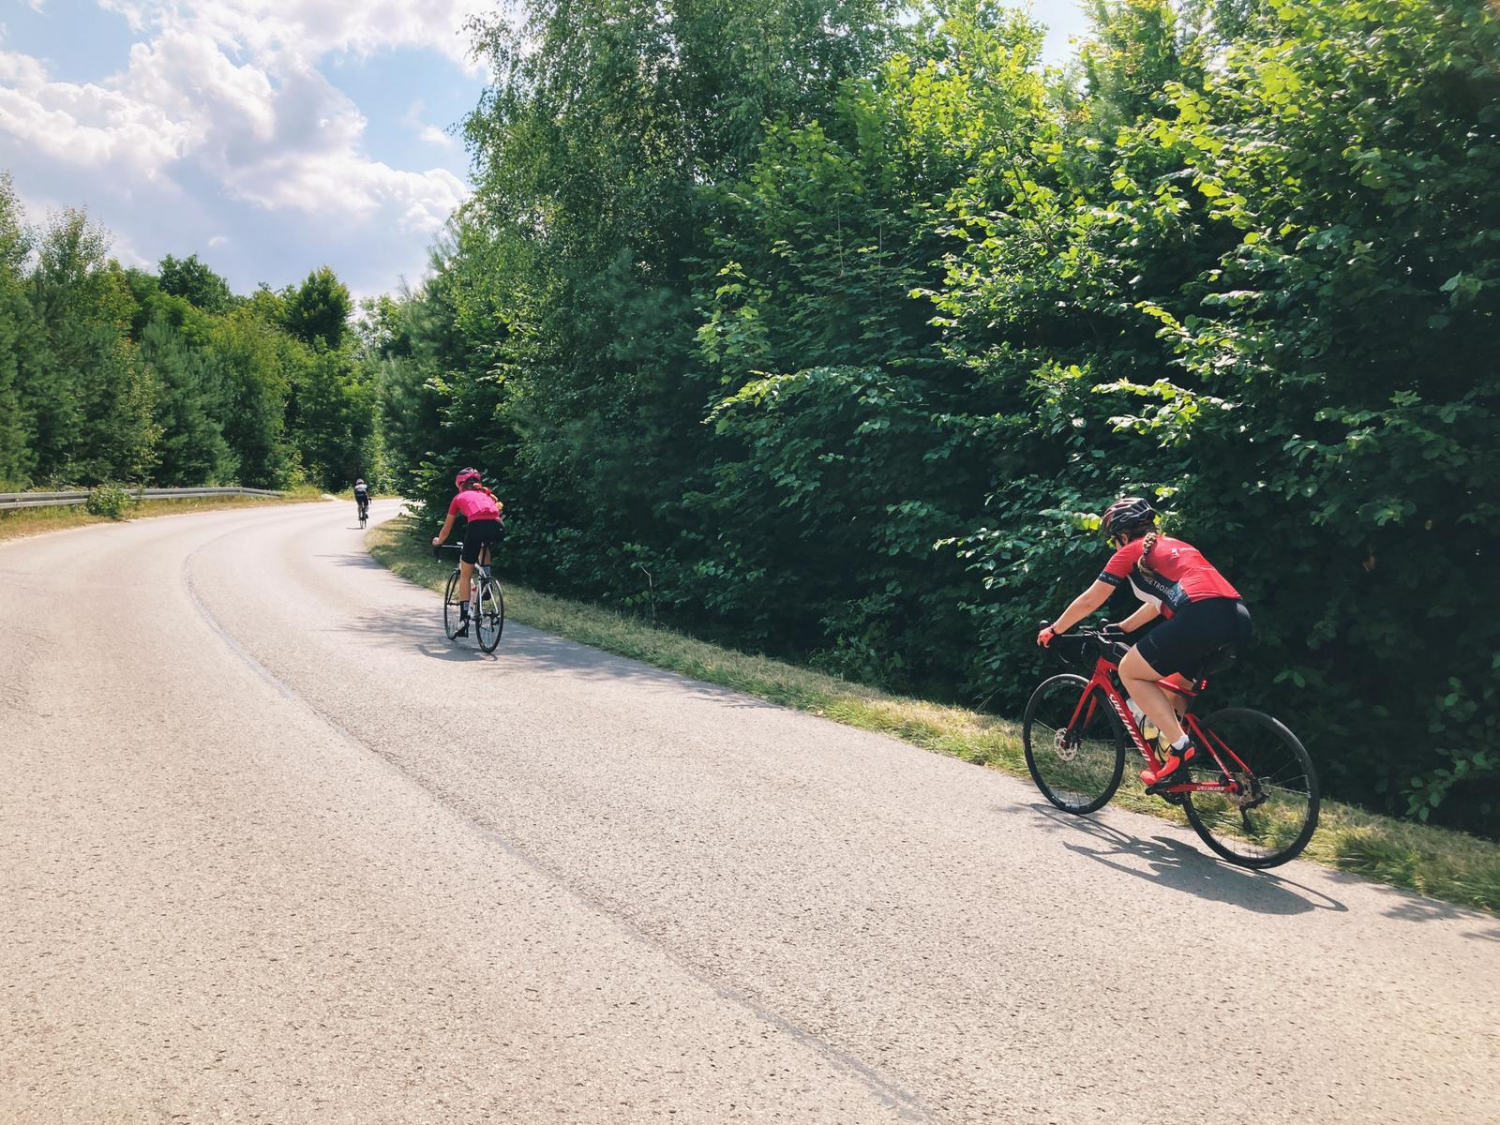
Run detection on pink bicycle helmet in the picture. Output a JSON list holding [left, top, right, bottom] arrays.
[[455, 467, 482, 489]]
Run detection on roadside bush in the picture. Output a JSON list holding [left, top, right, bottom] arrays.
[[85, 482, 140, 520]]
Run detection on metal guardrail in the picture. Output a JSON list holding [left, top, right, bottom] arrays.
[[0, 486, 283, 511]]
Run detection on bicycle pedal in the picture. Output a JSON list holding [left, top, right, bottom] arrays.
[[1144, 767, 1190, 797]]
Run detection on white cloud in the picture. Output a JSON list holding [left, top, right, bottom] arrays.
[[0, 4, 472, 234], [99, 0, 493, 70], [0, 49, 193, 178], [402, 98, 458, 149], [208, 234, 227, 247]]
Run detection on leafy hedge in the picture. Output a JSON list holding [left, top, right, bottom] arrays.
[[371, 0, 1499, 833]]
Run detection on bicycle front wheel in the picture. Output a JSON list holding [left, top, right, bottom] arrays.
[[1023, 674, 1127, 814], [443, 570, 464, 640], [475, 578, 505, 653], [1183, 708, 1320, 869]]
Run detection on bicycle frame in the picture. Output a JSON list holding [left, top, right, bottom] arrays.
[[1068, 653, 1251, 798], [450, 544, 495, 605]]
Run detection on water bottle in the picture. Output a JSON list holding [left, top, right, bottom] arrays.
[[1126, 699, 1159, 741]]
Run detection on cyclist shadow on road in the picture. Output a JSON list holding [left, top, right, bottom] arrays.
[[1025, 803, 1348, 917], [338, 599, 789, 703]]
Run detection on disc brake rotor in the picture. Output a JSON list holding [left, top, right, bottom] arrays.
[[1052, 727, 1080, 762]]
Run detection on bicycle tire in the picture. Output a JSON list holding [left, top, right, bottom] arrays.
[[1023, 673, 1127, 814], [443, 570, 464, 641], [1183, 707, 1320, 869], [476, 577, 505, 653]]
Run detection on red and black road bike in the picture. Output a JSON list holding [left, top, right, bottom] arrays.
[[1023, 625, 1319, 868]]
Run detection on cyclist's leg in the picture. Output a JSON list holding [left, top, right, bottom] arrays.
[[1125, 598, 1246, 752], [1119, 648, 1187, 745], [456, 560, 476, 604], [1163, 673, 1193, 720]]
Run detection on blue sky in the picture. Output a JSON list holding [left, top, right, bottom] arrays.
[[0, 1, 1093, 301]]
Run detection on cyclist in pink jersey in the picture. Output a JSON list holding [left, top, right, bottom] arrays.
[[1035, 497, 1252, 785], [432, 467, 505, 637]]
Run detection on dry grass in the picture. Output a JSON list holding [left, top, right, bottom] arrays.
[[368, 516, 1500, 916], [0, 487, 325, 543]]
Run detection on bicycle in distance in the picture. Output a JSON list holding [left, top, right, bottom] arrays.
[[354, 479, 371, 529], [1023, 624, 1320, 868], [435, 540, 506, 653]]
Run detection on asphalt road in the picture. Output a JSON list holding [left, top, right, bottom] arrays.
[[2, 500, 1495, 1124]]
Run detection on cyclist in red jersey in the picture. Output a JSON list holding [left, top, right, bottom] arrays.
[[1036, 497, 1252, 785], [431, 467, 505, 638]]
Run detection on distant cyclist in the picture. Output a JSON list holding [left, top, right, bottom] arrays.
[[431, 468, 504, 637], [1036, 497, 1251, 786], [353, 478, 371, 521]]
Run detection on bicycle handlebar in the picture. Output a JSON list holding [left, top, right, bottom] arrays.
[[1042, 621, 1131, 665]]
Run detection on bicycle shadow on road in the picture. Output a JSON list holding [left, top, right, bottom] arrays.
[[336, 603, 502, 663], [1025, 803, 1348, 916]]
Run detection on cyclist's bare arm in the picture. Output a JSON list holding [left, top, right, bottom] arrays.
[[1041, 580, 1115, 643], [1118, 603, 1160, 633], [432, 513, 457, 547]]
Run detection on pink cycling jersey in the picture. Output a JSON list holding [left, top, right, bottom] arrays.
[[448, 489, 501, 522], [1098, 536, 1240, 618]]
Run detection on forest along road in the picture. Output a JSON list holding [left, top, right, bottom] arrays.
[[2, 502, 1495, 1125]]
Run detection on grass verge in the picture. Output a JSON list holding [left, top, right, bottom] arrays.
[[0, 486, 326, 544], [368, 515, 1500, 916]]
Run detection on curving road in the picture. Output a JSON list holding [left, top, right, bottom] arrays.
[[2, 500, 1496, 1124]]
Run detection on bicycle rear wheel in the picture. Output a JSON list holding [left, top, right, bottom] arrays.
[[1183, 707, 1319, 868], [475, 578, 505, 653], [443, 570, 464, 640], [1023, 674, 1127, 814]]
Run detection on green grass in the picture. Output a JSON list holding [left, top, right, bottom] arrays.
[[368, 516, 1500, 916], [0, 486, 325, 543]]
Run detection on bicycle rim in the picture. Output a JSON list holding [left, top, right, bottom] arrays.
[[443, 571, 463, 640], [1183, 708, 1320, 868], [476, 580, 505, 653], [1023, 674, 1126, 814]]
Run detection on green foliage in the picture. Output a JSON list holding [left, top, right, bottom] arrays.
[[157, 253, 234, 315], [84, 482, 139, 520], [358, 0, 1500, 832], [283, 266, 353, 350], [0, 176, 365, 494], [139, 317, 235, 485], [0, 175, 32, 488]]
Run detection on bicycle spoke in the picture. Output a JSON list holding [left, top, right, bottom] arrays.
[[1184, 708, 1319, 868], [1023, 676, 1125, 815]]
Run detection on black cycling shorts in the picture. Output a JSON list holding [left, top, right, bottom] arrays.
[[1134, 597, 1251, 677], [460, 518, 504, 564]]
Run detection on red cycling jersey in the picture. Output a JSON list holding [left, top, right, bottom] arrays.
[[1098, 536, 1240, 617]]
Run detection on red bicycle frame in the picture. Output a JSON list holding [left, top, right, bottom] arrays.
[[1066, 652, 1252, 798]]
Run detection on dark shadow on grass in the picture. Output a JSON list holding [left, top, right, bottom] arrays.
[[1023, 803, 1347, 916]]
